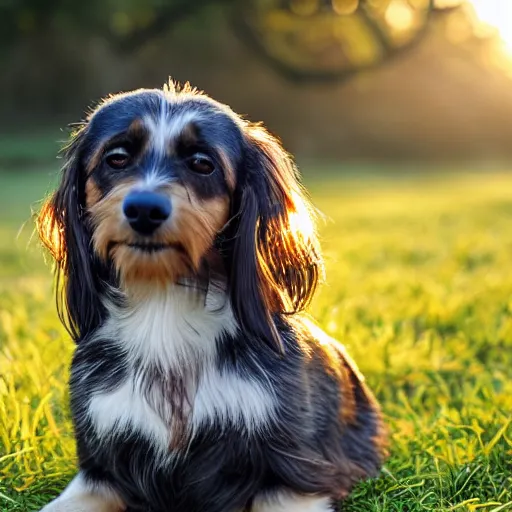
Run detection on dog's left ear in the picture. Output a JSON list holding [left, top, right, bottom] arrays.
[[225, 124, 324, 354], [37, 125, 105, 341]]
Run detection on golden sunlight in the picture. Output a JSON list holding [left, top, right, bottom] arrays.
[[468, 0, 512, 54], [386, 0, 415, 32], [37, 202, 64, 262], [288, 190, 315, 242]]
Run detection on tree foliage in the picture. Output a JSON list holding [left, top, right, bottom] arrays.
[[0, 0, 466, 81]]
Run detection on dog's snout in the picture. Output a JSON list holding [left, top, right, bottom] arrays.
[[123, 191, 171, 236]]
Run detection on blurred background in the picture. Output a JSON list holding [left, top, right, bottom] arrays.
[[2, 2, 512, 510], [1, 0, 512, 164]]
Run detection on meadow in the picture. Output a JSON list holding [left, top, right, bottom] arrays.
[[0, 164, 511, 511]]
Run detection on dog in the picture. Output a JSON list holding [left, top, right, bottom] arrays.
[[37, 81, 387, 512]]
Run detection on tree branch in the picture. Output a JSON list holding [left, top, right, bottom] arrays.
[[233, 0, 437, 83], [115, 0, 223, 53]]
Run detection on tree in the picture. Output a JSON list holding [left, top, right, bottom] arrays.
[[0, 0, 466, 82]]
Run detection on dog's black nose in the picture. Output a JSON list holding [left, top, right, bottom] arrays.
[[123, 191, 171, 236]]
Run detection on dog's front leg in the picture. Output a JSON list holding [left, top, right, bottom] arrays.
[[251, 492, 334, 512], [40, 472, 125, 512]]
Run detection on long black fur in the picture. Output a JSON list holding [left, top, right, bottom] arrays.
[[38, 83, 387, 512], [70, 319, 383, 512]]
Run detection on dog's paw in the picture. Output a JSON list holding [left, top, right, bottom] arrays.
[[39, 496, 122, 512]]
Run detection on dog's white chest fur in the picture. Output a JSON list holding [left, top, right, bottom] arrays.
[[87, 284, 275, 454]]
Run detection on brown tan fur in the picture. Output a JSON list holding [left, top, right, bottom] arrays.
[[217, 147, 236, 192], [176, 121, 198, 155], [37, 200, 65, 263], [85, 148, 105, 176], [85, 178, 102, 208], [85, 118, 148, 175], [87, 181, 229, 285]]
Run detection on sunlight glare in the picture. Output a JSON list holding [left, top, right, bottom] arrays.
[[288, 190, 315, 242], [467, 0, 512, 54], [386, 0, 415, 32], [37, 202, 64, 262]]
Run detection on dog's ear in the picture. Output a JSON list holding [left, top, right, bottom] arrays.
[[226, 124, 323, 354], [37, 126, 104, 341]]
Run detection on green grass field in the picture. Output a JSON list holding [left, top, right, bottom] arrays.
[[1, 167, 511, 511]]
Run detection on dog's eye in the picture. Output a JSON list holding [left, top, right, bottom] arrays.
[[105, 147, 130, 169], [187, 154, 214, 175]]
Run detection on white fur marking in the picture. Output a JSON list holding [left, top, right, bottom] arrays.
[[193, 366, 273, 431], [40, 473, 124, 512], [87, 284, 276, 454], [55, 473, 89, 500], [141, 172, 171, 190], [144, 99, 203, 158], [88, 377, 170, 448], [108, 284, 236, 370], [142, 99, 204, 187], [252, 492, 333, 512]]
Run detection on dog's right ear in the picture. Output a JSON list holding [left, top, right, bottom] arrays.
[[225, 124, 323, 354], [37, 126, 105, 341]]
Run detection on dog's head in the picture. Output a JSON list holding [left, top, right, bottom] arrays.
[[38, 82, 323, 352]]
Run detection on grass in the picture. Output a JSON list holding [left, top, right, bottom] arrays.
[[1, 167, 512, 511], [0, 130, 63, 168]]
